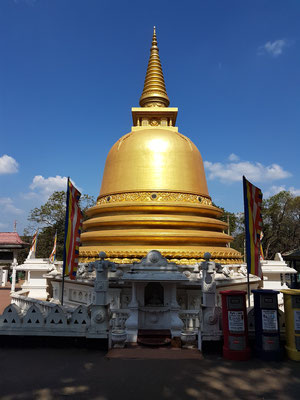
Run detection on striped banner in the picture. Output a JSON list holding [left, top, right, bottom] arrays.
[[27, 229, 38, 259], [63, 178, 83, 280], [243, 176, 263, 277], [49, 231, 57, 263]]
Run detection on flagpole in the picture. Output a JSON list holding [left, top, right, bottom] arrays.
[[244, 237, 250, 306], [247, 269, 250, 308], [61, 177, 70, 305], [61, 274, 65, 305]]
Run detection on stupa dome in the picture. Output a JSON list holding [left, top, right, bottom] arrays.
[[79, 28, 242, 265], [100, 128, 209, 198]]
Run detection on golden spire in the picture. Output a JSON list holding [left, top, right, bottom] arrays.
[[139, 27, 170, 107]]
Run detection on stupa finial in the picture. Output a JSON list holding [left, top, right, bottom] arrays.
[[152, 26, 157, 45], [139, 27, 170, 107]]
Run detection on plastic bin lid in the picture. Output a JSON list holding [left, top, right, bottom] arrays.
[[252, 289, 279, 294], [281, 289, 300, 295], [219, 290, 247, 295]]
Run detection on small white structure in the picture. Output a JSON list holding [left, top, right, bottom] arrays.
[[261, 253, 297, 308], [0, 232, 28, 287], [13, 258, 55, 300]]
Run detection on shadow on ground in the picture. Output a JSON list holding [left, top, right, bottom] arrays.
[[0, 341, 300, 400]]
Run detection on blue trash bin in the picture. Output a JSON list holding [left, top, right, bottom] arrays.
[[252, 289, 283, 360]]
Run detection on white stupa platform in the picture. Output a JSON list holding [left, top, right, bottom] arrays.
[[15, 258, 54, 300], [261, 253, 297, 307]]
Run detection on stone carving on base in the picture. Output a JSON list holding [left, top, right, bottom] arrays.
[[200, 252, 217, 308], [181, 331, 197, 348], [111, 330, 127, 348], [70, 305, 90, 331], [0, 304, 22, 328], [23, 304, 45, 326], [45, 305, 68, 329], [87, 252, 116, 338]]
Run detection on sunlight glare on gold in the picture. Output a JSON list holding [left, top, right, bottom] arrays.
[[147, 138, 169, 152]]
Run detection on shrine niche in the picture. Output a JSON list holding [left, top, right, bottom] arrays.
[[145, 282, 164, 306]]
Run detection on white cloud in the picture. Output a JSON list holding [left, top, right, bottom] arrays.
[[258, 39, 289, 57], [228, 153, 239, 162], [0, 155, 19, 174], [204, 158, 291, 183], [265, 185, 300, 197], [29, 175, 68, 198], [27, 175, 79, 200], [0, 197, 23, 214]]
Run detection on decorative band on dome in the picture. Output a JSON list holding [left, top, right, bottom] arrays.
[[97, 191, 212, 206], [79, 248, 242, 265]]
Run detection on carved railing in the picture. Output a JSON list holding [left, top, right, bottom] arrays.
[[11, 292, 57, 314], [179, 310, 201, 331], [110, 309, 129, 330], [0, 302, 110, 339]]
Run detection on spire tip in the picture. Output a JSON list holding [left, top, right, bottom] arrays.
[[139, 27, 169, 107]]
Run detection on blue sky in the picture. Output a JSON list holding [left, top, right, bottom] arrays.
[[1, 0, 300, 234]]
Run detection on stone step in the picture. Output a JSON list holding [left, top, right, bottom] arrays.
[[138, 329, 171, 338], [137, 329, 172, 346]]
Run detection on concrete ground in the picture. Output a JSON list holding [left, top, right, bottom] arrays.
[[0, 343, 300, 400]]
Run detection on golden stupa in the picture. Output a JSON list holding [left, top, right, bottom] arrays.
[[80, 28, 242, 265]]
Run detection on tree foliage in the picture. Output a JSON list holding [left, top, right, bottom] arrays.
[[228, 191, 300, 259], [262, 191, 300, 259], [24, 191, 95, 261], [217, 206, 238, 236]]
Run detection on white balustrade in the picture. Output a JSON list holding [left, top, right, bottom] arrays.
[[110, 309, 129, 330], [11, 292, 57, 314], [179, 310, 201, 331]]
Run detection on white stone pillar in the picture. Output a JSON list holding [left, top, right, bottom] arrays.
[[129, 282, 138, 307], [87, 256, 114, 338], [125, 282, 139, 343], [170, 283, 184, 337], [170, 283, 179, 308], [11, 265, 17, 293], [13, 250, 17, 266], [2, 269, 8, 287]]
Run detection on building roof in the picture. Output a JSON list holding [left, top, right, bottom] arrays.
[[0, 232, 28, 247], [283, 249, 300, 261]]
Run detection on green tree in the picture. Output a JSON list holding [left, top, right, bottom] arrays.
[[230, 213, 245, 255], [215, 205, 245, 254], [262, 191, 300, 259], [217, 206, 238, 236], [25, 191, 95, 260], [223, 191, 300, 260]]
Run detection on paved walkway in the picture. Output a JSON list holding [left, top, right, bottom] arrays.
[[0, 345, 300, 400], [0, 287, 12, 314], [107, 347, 204, 359], [0, 283, 24, 314]]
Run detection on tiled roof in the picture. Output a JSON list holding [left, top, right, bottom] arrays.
[[0, 232, 28, 245]]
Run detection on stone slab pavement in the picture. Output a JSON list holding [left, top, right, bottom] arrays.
[[0, 344, 300, 400]]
